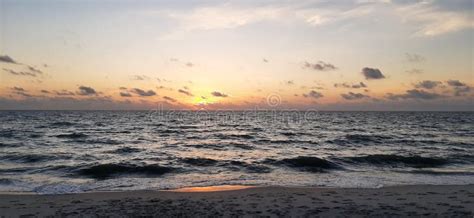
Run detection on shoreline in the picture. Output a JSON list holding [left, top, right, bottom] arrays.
[[1, 184, 473, 217]]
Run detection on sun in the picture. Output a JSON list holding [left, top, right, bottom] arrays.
[[191, 96, 214, 105]]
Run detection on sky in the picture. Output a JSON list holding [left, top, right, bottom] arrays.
[[0, 0, 473, 110]]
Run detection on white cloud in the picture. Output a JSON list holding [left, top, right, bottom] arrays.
[[155, 0, 472, 40], [396, 1, 474, 37]]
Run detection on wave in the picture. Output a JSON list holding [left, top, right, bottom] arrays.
[[55, 133, 88, 139], [0, 130, 15, 138], [1, 153, 70, 163], [111, 147, 142, 154], [223, 161, 272, 173], [344, 134, 392, 143], [266, 156, 339, 172], [78, 163, 175, 179], [50, 121, 75, 127], [403, 169, 474, 175], [182, 157, 218, 166], [214, 133, 255, 140], [344, 154, 447, 168]]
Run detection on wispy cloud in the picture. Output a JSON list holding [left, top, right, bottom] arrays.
[[163, 96, 178, 102], [395, 1, 474, 37], [405, 53, 425, 63], [303, 61, 337, 71], [178, 89, 194, 97], [3, 68, 38, 77]]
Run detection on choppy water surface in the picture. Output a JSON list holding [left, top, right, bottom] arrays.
[[0, 111, 473, 194]]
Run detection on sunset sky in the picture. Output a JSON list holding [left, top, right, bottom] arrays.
[[0, 0, 473, 110]]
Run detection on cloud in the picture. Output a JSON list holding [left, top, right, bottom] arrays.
[[303, 90, 323, 99], [341, 92, 369, 100], [10, 87, 32, 97], [55, 90, 75, 96], [120, 92, 132, 97], [303, 61, 337, 71], [178, 89, 194, 96], [361, 67, 385, 80], [211, 91, 228, 97], [12, 87, 26, 92], [263, 58, 269, 63], [446, 80, 471, 96], [185, 62, 194, 67], [406, 68, 424, 74], [3, 68, 37, 77], [77, 86, 98, 96], [130, 75, 150, 81], [405, 53, 425, 63], [0, 55, 19, 64], [414, 80, 441, 89], [163, 96, 177, 102], [446, 80, 466, 87], [286, 80, 294, 85], [130, 88, 156, 97], [395, 1, 474, 37], [386, 89, 444, 100], [40, 90, 50, 94], [334, 82, 367, 89], [27, 66, 43, 74]]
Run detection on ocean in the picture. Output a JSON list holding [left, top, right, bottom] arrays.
[[0, 111, 473, 194]]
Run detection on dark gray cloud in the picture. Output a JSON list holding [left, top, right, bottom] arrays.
[[334, 82, 367, 89], [178, 89, 194, 96], [341, 92, 369, 100], [3, 68, 37, 77], [446, 80, 466, 87], [211, 91, 228, 98], [361, 67, 385, 80], [414, 80, 441, 89], [0, 55, 19, 64], [120, 92, 132, 97], [446, 80, 471, 96], [303, 61, 337, 71], [405, 53, 425, 63], [40, 90, 50, 94], [163, 96, 177, 102], [77, 86, 98, 96], [303, 90, 323, 99], [386, 89, 444, 100], [131, 88, 156, 97]]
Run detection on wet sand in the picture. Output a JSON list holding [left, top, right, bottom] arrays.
[[1, 185, 473, 217]]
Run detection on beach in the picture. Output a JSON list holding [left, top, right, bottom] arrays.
[[1, 185, 473, 217]]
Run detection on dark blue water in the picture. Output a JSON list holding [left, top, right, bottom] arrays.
[[0, 111, 473, 194]]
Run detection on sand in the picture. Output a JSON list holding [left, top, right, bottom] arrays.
[[1, 185, 473, 217]]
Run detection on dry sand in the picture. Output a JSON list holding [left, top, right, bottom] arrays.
[[1, 185, 473, 217]]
